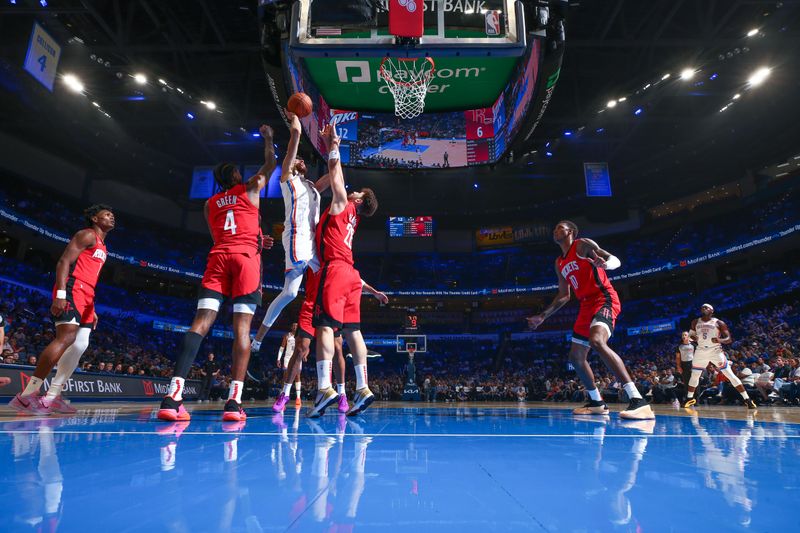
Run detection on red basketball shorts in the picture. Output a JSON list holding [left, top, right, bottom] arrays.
[[313, 260, 362, 331], [199, 251, 262, 309], [571, 295, 621, 346], [52, 277, 96, 327], [297, 267, 321, 339]]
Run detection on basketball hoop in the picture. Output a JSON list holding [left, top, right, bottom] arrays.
[[379, 57, 435, 119]]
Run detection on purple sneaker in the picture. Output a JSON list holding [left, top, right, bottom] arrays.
[[8, 393, 48, 415], [338, 394, 349, 413], [40, 395, 77, 415], [272, 392, 290, 412]]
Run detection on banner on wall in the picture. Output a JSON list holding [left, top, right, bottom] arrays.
[[0, 365, 200, 399]]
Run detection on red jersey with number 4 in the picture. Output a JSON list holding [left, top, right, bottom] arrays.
[[556, 240, 618, 303], [70, 230, 107, 288], [315, 201, 359, 265], [208, 184, 262, 254]]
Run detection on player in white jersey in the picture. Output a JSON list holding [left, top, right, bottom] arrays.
[[277, 324, 303, 407], [251, 110, 332, 354], [683, 304, 757, 410]]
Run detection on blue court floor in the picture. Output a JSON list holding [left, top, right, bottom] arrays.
[[1, 404, 799, 532]]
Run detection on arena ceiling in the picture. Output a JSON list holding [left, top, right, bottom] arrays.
[[1, 0, 799, 219]]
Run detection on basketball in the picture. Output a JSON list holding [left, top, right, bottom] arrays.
[[287, 92, 313, 118]]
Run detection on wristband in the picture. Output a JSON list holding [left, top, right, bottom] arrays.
[[328, 149, 340, 161], [56, 290, 67, 300]]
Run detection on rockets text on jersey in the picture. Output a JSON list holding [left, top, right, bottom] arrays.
[[207, 183, 262, 254], [316, 201, 359, 265], [70, 230, 107, 287], [556, 240, 618, 303]]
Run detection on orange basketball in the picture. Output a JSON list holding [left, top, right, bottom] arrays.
[[287, 92, 313, 118]]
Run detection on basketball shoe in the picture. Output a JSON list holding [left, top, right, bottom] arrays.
[[346, 387, 375, 417], [619, 397, 655, 420], [306, 387, 339, 418], [157, 396, 191, 421], [273, 392, 289, 412], [338, 394, 349, 413], [573, 400, 609, 415], [222, 399, 247, 422], [8, 393, 48, 415], [682, 398, 697, 409], [40, 395, 77, 415]]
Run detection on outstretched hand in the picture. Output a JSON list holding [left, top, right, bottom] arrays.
[[284, 109, 301, 134], [259, 124, 273, 140], [526, 314, 545, 330]]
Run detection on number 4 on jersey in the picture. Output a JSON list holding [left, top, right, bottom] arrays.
[[224, 210, 237, 235]]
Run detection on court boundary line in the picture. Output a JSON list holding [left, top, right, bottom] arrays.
[[2, 430, 798, 438]]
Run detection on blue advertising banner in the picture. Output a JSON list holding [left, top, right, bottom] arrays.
[[584, 162, 612, 197]]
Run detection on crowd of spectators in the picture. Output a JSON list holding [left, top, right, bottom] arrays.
[[2, 172, 798, 292]]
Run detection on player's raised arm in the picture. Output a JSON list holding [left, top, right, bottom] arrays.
[[246, 124, 275, 195], [321, 123, 348, 215], [362, 279, 389, 305], [714, 320, 733, 345], [313, 172, 332, 193], [52, 229, 97, 316], [527, 259, 572, 330], [576, 238, 621, 270], [281, 111, 302, 183]]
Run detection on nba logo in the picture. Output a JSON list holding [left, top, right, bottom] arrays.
[[485, 11, 501, 36]]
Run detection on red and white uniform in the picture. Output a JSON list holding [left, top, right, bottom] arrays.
[[313, 202, 362, 330], [200, 184, 263, 309], [297, 267, 321, 339], [556, 240, 621, 345], [53, 230, 107, 326]]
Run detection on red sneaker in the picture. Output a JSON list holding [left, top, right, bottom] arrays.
[[157, 397, 191, 421], [222, 399, 247, 422]]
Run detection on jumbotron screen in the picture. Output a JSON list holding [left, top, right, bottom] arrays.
[[388, 216, 434, 238]]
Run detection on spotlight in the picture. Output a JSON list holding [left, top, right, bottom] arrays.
[[158, 78, 166, 85], [545, 151, 553, 157], [732, 93, 741, 100], [202, 100, 217, 110], [661, 73, 670, 80], [606, 99, 617, 109], [62, 73, 84, 93], [617, 97, 627, 102], [596, 128, 604, 133], [747, 67, 771, 87], [133, 73, 147, 85], [251, 132, 261, 138], [563, 130, 573, 137], [680, 68, 696, 81], [634, 107, 643, 116], [473, 183, 479, 189], [39, 0, 47, 6], [709, 73, 718, 80], [186, 112, 195, 120], [746, 28, 759, 37], [92, 101, 100, 107]]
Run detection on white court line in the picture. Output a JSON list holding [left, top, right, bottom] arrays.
[[1, 430, 799, 438]]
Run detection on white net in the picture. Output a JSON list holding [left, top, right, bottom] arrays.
[[379, 57, 435, 120]]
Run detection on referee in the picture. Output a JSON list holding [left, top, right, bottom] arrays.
[[675, 331, 695, 401]]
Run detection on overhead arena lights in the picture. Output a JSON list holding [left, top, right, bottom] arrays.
[[747, 67, 771, 87], [62, 73, 84, 93], [201, 100, 217, 110], [606, 99, 617, 109], [133, 73, 147, 85], [746, 28, 759, 37], [680, 68, 696, 81]]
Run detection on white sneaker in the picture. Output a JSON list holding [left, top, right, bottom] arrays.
[[346, 387, 375, 417], [306, 387, 338, 419]]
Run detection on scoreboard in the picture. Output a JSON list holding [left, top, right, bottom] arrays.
[[388, 216, 434, 238]]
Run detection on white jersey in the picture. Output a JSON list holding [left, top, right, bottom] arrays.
[[281, 173, 320, 270], [281, 333, 296, 367], [678, 343, 695, 362], [695, 317, 723, 350]]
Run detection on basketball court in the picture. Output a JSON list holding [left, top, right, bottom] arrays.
[[1, 402, 797, 531]]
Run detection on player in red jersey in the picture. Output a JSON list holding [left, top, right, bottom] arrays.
[[307, 124, 379, 418], [527, 221, 655, 420], [158, 124, 276, 423], [8, 204, 115, 415]]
